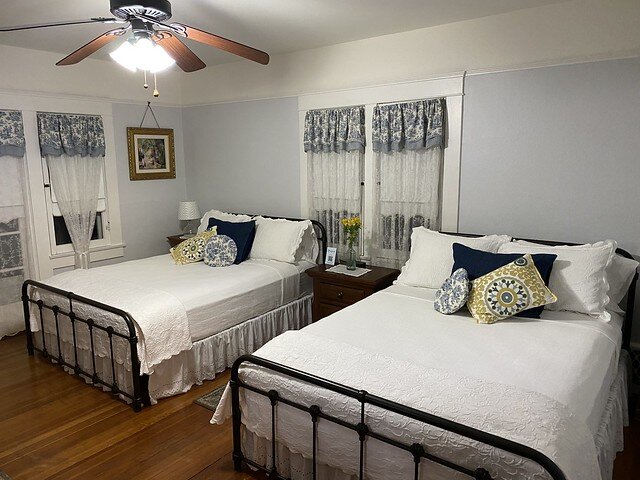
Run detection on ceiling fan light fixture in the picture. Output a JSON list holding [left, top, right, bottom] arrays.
[[109, 36, 175, 73]]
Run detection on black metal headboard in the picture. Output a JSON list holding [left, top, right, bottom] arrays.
[[230, 213, 327, 264], [442, 232, 638, 351]]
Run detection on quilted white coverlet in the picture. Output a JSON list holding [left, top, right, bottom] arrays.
[[30, 268, 191, 375], [214, 286, 622, 480]]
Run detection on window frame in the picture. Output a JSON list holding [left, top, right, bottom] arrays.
[[298, 75, 464, 260], [0, 93, 125, 279]]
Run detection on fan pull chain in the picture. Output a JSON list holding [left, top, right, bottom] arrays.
[[143, 70, 148, 89], [153, 73, 159, 97]]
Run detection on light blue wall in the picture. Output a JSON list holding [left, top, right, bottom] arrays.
[[459, 58, 640, 253], [111, 103, 187, 261], [182, 97, 301, 218]]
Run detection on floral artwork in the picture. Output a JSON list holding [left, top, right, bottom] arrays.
[[127, 127, 175, 180]]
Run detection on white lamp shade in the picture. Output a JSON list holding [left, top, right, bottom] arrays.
[[178, 201, 201, 221]]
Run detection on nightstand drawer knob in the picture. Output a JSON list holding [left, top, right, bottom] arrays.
[[337, 291, 344, 299]]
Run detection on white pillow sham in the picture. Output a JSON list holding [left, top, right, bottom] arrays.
[[499, 240, 616, 319], [250, 216, 311, 264], [395, 228, 512, 289], [295, 222, 320, 263], [606, 254, 638, 313], [197, 209, 252, 233]]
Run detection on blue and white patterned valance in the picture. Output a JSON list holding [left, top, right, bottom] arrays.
[[0, 110, 26, 157], [37, 112, 106, 157], [303, 106, 365, 153], [372, 98, 445, 153]]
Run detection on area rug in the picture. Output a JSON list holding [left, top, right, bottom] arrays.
[[0, 469, 11, 479], [194, 385, 226, 412]]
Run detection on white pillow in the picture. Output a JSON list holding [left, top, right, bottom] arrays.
[[499, 240, 616, 319], [395, 228, 512, 289], [197, 209, 252, 233], [250, 217, 311, 264], [295, 222, 320, 263], [606, 254, 638, 313]]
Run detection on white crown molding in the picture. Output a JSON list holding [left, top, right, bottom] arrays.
[[465, 50, 640, 77], [0, 87, 183, 108]]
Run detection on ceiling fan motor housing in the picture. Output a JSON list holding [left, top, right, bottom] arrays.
[[110, 0, 172, 21]]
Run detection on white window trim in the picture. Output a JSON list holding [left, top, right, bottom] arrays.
[[298, 73, 464, 257], [0, 92, 125, 279]]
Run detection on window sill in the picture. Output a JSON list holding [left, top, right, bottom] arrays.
[[49, 243, 126, 269]]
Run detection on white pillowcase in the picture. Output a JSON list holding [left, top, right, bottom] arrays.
[[250, 216, 311, 264], [499, 240, 616, 319], [395, 228, 512, 289], [295, 222, 320, 263], [606, 254, 638, 313], [197, 209, 252, 233]]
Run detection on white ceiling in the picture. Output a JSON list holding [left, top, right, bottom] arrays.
[[0, 0, 568, 67]]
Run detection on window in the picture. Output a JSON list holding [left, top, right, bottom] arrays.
[[303, 95, 450, 268], [304, 106, 365, 252], [41, 157, 111, 256]]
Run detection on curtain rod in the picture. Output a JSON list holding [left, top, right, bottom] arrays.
[[307, 95, 445, 112], [376, 95, 444, 106], [35, 111, 102, 116]]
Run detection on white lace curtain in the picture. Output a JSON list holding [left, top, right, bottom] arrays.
[[305, 106, 365, 249], [37, 113, 106, 269], [0, 111, 32, 339], [371, 99, 446, 268], [46, 155, 103, 269]]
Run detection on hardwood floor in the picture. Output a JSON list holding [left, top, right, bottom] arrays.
[[0, 332, 638, 479]]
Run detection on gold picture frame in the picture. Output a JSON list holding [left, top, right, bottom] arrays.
[[127, 127, 176, 181]]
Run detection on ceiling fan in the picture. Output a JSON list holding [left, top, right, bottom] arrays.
[[0, 0, 269, 94]]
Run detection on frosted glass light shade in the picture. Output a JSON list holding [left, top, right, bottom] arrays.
[[178, 201, 201, 221], [110, 37, 175, 73]]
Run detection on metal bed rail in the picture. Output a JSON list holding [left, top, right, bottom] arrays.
[[22, 279, 150, 411], [22, 215, 327, 412], [230, 354, 568, 480]]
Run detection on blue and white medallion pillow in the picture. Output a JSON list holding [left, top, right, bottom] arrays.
[[434, 268, 470, 314], [204, 235, 238, 267]]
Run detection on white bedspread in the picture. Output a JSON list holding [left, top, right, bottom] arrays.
[[214, 285, 622, 480], [30, 255, 315, 374], [30, 268, 191, 375], [95, 255, 314, 341]]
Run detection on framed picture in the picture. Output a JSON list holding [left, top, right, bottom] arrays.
[[325, 247, 337, 266], [127, 127, 176, 181]]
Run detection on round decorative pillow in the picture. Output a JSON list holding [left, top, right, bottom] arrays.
[[434, 268, 470, 314], [204, 235, 238, 267], [170, 229, 217, 265]]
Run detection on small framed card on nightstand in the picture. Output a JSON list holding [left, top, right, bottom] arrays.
[[325, 247, 337, 266]]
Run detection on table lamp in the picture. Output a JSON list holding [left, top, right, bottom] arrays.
[[178, 201, 201, 238]]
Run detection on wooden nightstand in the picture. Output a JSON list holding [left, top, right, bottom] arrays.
[[167, 234, 188, 248], [306, 265, 400, 321]]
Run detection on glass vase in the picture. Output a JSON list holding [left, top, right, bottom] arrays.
[[346, 243, 357, 270]]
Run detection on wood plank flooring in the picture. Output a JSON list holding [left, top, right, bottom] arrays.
[[0, 332, 638, 479]]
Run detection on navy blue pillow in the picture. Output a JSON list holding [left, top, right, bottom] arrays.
[[207, 218, 256, 264], [452, 243, 557, 318]]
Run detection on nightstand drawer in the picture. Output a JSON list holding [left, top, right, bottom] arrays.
[[318, 302, 345, 318], [316, 282, 365, 305]]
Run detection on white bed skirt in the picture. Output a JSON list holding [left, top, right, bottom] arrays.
[[34, 294, 312, 404], [240, 351, 630, 480]]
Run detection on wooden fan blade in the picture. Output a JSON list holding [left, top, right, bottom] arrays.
[[0, 17, 120, 32], [153, 31, 206, 72], [56, 28, 127, 66], [171, 23, 269, 65]]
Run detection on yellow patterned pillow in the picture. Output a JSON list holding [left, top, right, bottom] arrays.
[[170, 228, 217, 265], [467, 254, 556, 324]]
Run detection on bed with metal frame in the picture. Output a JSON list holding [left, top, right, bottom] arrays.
[[228, 235, 637, 480], [22, 215, 327, 411]]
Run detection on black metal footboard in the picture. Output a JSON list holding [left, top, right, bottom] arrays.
[[22, 280, 150, 411], [230, 354, 567, 480]]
